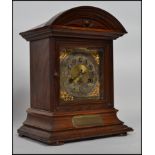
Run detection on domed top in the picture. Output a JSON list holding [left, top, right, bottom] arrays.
[[21, 6, 127, 41]]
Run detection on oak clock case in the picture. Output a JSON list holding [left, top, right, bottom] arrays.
[[17, 6, 133, 145]]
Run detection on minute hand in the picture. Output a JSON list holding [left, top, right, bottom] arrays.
[[73, 71, 85, 83]]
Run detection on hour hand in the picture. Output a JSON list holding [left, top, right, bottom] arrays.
[[69, 76, 80, 84]]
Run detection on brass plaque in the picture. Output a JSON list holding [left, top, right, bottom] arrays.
[[72, 114, 103, 128]]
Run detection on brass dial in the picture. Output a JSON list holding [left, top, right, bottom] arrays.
[[60, 48, 100, 101]]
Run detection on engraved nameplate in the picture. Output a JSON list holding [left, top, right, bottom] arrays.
[[72, 114, 103, 128]]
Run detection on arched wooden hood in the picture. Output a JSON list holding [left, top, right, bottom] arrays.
[[20, 6, 127, 41]]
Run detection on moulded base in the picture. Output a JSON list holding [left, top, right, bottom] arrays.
[[17, 108, 133, 145], [18, 124, 133, 145]]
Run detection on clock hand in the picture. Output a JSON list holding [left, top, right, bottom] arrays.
[[72, 70, 86, 84]]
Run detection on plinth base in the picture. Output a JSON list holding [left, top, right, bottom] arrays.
[[17, 108, 133, 145], [18, 124, 132, 145]]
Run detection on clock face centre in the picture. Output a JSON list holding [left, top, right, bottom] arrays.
[[70, 64, 89, 84], [66, 62, 96, 97]]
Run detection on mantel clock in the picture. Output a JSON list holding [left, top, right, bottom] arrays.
[[18, 6, 133, 145]]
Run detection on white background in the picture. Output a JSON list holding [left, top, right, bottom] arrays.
[[3, 0, 155, 155], [12, 1, 141, 154]]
